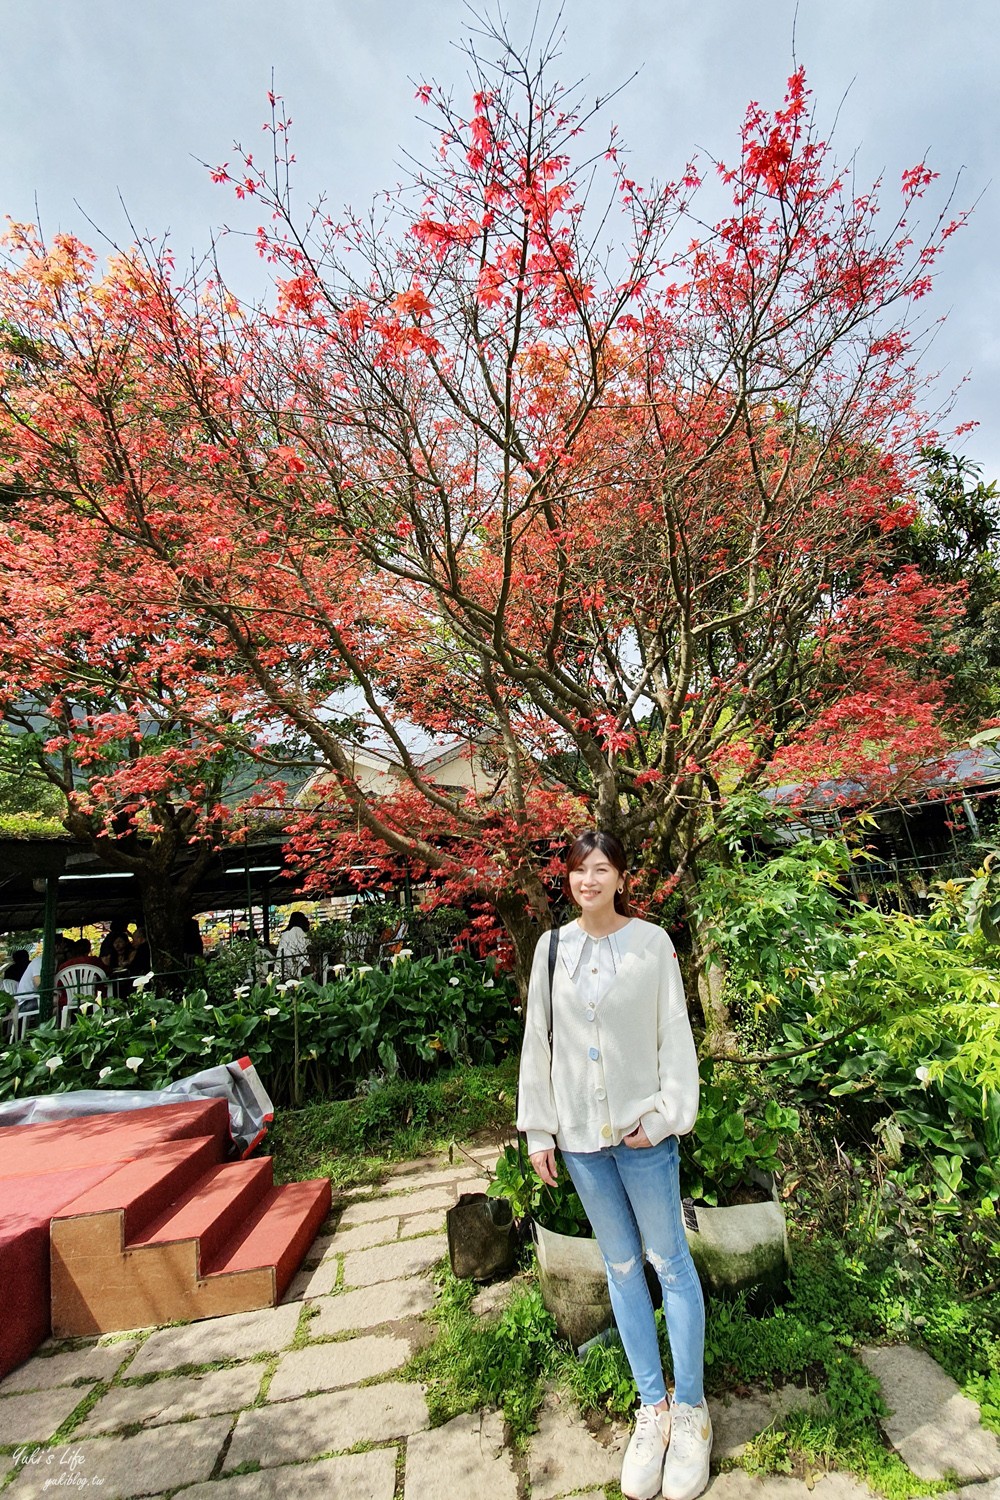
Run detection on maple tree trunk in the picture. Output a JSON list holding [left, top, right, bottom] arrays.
[[497, 884, 551, 1002], [137, 876, 191, 977], [696, 950, 733, 1059], [680, 869, 736, 1058]]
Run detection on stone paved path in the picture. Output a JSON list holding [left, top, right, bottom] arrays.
[[1, 1144, 998, 1499]]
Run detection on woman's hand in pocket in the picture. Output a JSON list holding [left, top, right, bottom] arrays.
[[529, 1149, 558, 1186], [623, 1123, 652, 1148]]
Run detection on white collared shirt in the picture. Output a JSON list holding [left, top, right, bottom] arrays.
[[516, 917, 699, 1156], [565, 923, 630, 1014]]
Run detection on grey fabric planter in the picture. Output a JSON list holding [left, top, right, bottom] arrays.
[[683, 1185, 789, 1300], [534, 1177, 790, 1346], [533, 1221, 612, 1347]]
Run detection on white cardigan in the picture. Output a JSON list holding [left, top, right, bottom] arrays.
[[516, 917, 700, 1156]]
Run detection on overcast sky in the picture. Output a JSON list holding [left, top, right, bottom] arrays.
[[2, 1, 997, 480]]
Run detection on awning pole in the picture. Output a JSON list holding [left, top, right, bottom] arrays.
[[38, 876, 58, 1023]]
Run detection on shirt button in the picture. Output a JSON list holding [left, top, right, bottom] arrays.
[[596, 1087, 607, 1101], [586, 1008, 596, 1022], [591, 966, 598, 974], [588, 1047, 600, 1061], [600, 1124, 612, 1140]]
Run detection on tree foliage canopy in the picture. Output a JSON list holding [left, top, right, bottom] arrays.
[[0, 20, 973, 978]]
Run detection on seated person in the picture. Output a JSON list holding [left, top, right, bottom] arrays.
[[127, 924, 152, 978], [15, 934, 71, 1016], [99, 918, 133, 971], [2, 949, 29, 997]]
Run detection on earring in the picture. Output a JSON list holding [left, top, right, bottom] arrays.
[[617, 885, 624, 893]]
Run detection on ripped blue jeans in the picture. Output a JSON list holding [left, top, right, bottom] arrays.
[[562, 1135, 705, 1406]]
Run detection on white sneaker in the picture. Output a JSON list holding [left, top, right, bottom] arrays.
[[661, 1398, 712, 1500], [621, 1402, 671, 1500]]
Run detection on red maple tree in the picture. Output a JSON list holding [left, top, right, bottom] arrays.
[[0, 24, 969, 1000]]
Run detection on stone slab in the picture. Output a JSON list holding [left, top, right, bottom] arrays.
[[710, 1384, 818, 1460], [1, 1341, 140, 1394], [310, 1278, 435, 1336], [404, 1410, 516, 1500], [381, 1184, 462, 1208], [386, 1167, 485, 1193], [285, 1258, 340, 1301], [3, 1415, 231, 1499], [268, 1334, 411, 1399], [705, 1476, 872, 1500], [398, 1210, 447, 1237], [470, 1280, 518, 1320], [861, 1344, 1000, 1482], [180, 1448, 397, 1500], [339, 1187, 456, 1227], [0, 1384, 92, 1444], [325, 1219, 401, 1254], [78, 1361, 264, 1435], [341, 1188, 455, 1224], [335, 1196, 403, 1226], [526, 1394, 627, 1500], [224, 1380, 429, 1470], [342, 1233, 448, 1287], [126, 1303, 301, 1377]]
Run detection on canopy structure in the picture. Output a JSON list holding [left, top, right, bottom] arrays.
[[0, 829, 361, 1020], [0, 833, 311, 936]]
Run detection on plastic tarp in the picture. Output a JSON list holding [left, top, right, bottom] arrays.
[[0, 1056, 274, 1158]]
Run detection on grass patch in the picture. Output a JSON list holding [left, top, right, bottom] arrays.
[[405, 1232, 977, 1493], [403, 1261, 557, 1446], [561, 1236, 971, 1495], [266, 1060, 518, 1189]]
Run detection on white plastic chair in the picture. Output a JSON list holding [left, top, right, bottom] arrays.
[[13, 996, 39, 1040], [1, 989, 17, 1043], [58, 962, 108, 1028]]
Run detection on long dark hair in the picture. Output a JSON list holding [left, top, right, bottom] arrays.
[[3, 949, 29, 983], [563, 830, 631, 916]]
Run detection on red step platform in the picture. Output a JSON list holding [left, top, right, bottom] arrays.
[[0, 1099, 330, 1377]]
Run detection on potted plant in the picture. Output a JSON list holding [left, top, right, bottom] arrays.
[[488, 1142, 611, 1347], [679, 1060, 798, 1300], [490, 1062, 797, 1338]]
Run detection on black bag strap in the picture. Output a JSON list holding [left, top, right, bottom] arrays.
[[546, 924, 559, 1049]]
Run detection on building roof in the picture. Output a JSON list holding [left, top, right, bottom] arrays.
[[763, 746, 1000, 812]]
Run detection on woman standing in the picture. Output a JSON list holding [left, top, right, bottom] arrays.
[[517, 831, 711, 1500]]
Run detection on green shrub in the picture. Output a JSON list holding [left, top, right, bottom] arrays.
[[697, 830, 1000, 1208], [0, 953, 520, 1108], [683, 1060, 800, 1206], [306, 904, 469, 970], [267, 1060, 518, 1186], [488, 1142, 590, 1235]]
